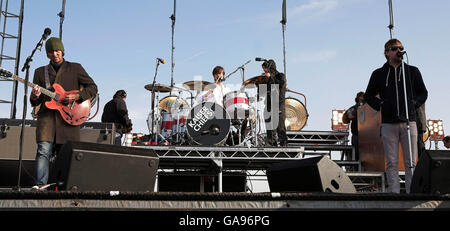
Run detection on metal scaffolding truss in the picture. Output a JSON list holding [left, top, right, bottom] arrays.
[[139, 145, 305, 158], [346, 172, 386, 192], [0, 0, 24, 119], [136, 145, 305, 170], [287, 130, 349, 145]]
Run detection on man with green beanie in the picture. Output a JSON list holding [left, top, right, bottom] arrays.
[[30, 37, 98, 190]]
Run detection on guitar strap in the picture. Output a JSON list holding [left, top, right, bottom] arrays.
[[44, 65, 51, 89]]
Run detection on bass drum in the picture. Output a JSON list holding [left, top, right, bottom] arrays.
[[186, 102, 231, 145], [285, 97, 308, 131]]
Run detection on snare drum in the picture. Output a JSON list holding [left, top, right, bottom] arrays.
[[186, 102, 231, 145], [223, 91, 249, 121]]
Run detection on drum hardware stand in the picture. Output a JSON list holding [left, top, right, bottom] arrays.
[[172, 85, 194, 110], [172, 91, 184, 144], [224, 60, 251, 84], [150, 58, 162, 145]]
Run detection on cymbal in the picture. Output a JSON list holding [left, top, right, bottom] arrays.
[[159, 95, 190, 113], [242, 75, 268, 88], [285, 98, 308, 131], [144, 83, 173, 92], [183, 80, 214, 91]]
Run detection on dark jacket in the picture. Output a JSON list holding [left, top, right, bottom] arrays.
[[101, 96, 132, 134], [265, 72, 287, 113], [30, 60, 98, 144], [343, 103, 361, 136], [364, 62, 428, 123]]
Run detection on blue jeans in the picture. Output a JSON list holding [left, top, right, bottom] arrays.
[[35, 142, 54, 186], [115, 133, 123, 146]]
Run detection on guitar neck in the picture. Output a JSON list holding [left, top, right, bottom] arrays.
[[12, 74, 56, 98]]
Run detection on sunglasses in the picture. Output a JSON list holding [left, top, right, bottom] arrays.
[[387, 46, 404, 52]]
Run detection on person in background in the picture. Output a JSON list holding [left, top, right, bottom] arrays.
[[444, 136, 450, 149], [101, 90, 133, 146], [342, 91, 365, 161]]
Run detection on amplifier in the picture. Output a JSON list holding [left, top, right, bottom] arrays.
[[0, 118, 115, 160]]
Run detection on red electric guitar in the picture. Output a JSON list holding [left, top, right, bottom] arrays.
[[0, 68, 91, 126]]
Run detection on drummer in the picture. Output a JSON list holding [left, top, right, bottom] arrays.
[[195, 66, 231, 107]]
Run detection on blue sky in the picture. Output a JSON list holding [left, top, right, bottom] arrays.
[[1, 0, 449, 148]]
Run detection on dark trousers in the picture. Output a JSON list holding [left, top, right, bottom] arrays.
[[266, 111, 287, 146], [351, 134, 359, 161]]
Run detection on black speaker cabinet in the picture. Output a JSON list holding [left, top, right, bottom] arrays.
[[51, 141, 159, 191], [411, 150, 450, 194], [80, 122, 116, 145], [0, 119, 37, 160], [0, 118, 115, 160], [267, 156, 356, 193]]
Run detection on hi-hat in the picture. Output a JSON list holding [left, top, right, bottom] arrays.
[[242, 75, 268, 88], [144, 83, 173, 92], [183, 80, 214, 91]]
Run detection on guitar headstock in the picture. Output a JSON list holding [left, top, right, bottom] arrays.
[[0, 67, 13, 78]]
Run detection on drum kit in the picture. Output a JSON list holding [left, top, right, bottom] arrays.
[[145, 76, 308, 147]]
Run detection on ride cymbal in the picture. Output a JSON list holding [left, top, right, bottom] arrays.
[[183, 80, 214, 91], [144, 83, 173, 92], [242, 75, 268, 88]]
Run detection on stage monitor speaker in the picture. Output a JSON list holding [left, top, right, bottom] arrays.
[[267, 156, 356, 193], [411, 150, 450, 194], [51, 141, 159, 191]]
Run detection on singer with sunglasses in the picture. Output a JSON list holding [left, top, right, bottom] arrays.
[[364, 38, 428, 194]]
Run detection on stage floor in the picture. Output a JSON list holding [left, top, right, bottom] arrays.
[[1, 190, 450, 211]]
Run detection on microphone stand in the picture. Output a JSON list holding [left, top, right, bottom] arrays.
[[224, 60, 251, 83], [150, 59, 162, 145], [16, 34, 46, 191], [400, 54, 415, 171]]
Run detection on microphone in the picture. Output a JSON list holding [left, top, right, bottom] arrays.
[[255, 57, 267, 62], [42, 28, 51, 40], [157, 58, 166, 64], [397, 50, 406, 58]]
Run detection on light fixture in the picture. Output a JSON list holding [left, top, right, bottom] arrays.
[[427, 119, 444, 141], [331, 109, 348, 131], [125, 133, 134, 146]]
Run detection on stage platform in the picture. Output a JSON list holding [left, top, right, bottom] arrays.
[[0, 191, 449, 211]]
